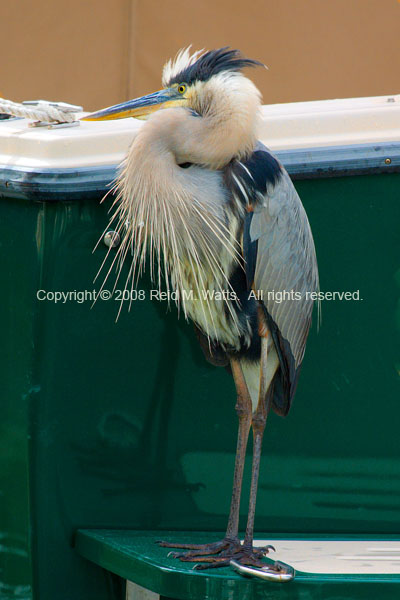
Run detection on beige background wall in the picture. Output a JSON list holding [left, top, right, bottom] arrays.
[[1, 0, 399, 112]]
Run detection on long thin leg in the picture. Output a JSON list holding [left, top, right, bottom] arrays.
[[225, 357, 252, 539], [243, 320, 273, 551], [158, 357, 252, 557]]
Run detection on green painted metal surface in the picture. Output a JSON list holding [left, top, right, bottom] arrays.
[[1, 173, 399, 599], [76, 529, 400, 600]]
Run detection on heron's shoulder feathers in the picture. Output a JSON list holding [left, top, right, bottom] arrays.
[[223, 144, 282, 212]]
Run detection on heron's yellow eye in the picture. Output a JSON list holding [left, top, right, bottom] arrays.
[[178, 84, 186, 94]]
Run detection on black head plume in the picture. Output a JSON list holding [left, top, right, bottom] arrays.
[[166, 47, 264, 87]]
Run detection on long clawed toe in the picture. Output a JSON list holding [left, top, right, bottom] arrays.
[[157, 538, 240, 561], [168, 544, 226, 559]]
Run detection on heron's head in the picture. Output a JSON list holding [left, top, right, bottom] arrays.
[[90, 49, 264, 321], [83, 47, 264, 123]]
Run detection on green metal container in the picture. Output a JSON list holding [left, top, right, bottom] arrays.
[[0, 95, 399, 600]]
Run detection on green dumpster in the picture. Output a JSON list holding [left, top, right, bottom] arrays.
[[1, 94, 399, 600]]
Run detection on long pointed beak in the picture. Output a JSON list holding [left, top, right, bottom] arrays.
[[82, 89, 180, 121]]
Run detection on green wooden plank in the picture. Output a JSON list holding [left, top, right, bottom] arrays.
[[75, 529, 400, 600]]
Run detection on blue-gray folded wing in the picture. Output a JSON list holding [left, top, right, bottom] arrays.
[[239, 146, 319, 414]]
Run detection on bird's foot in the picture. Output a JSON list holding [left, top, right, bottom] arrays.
[[157, 537, 276, 570]]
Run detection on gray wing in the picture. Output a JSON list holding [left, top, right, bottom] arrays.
[[252, 167, 319, 358], [251, 166, 319, 413], [235, 146, 319, 415]]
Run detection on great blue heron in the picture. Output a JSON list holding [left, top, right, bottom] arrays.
[[84, 47, 319, 571]]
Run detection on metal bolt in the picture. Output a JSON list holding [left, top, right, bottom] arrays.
[[103, 230, 121, 248], [385, 158, 392, 165]]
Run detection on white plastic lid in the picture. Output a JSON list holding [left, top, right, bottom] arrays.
[[0, 94, 398, 171]]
